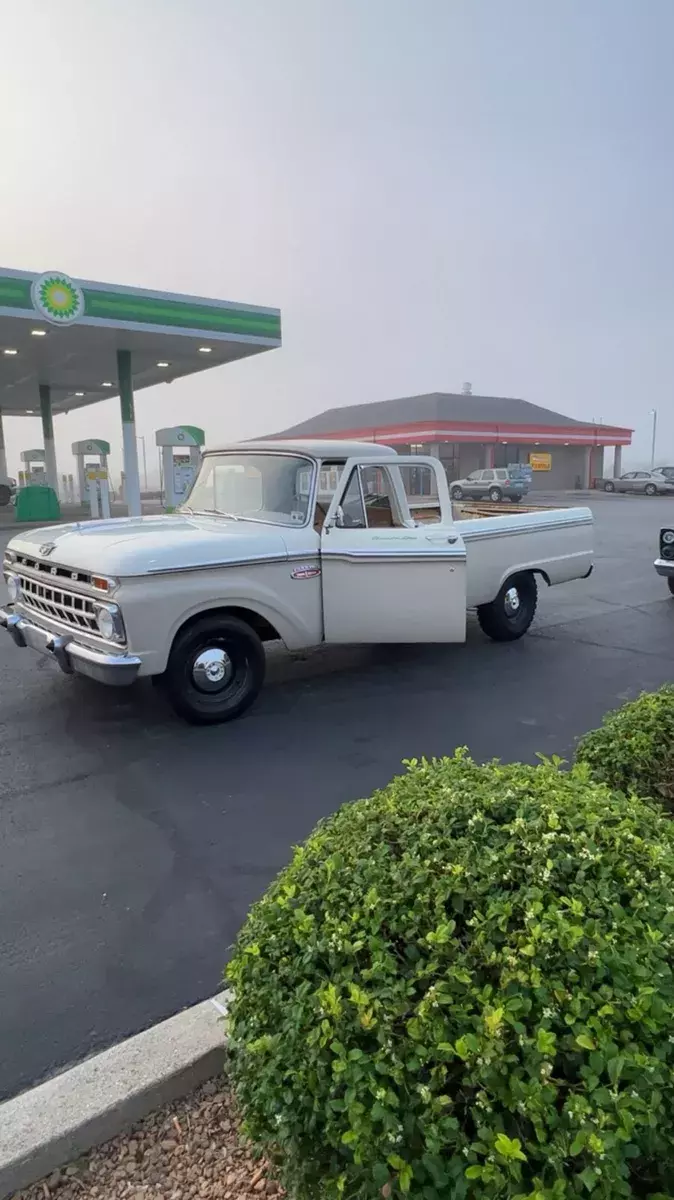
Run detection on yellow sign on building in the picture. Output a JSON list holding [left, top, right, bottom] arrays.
[[529, 452, 552, 471]]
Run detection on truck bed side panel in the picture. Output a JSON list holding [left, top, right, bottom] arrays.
[[460, 506, 593, 607]]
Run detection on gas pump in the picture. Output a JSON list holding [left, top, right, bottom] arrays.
[[72, 440, 110, 504], [20, 449, 47, 485], [155, 426, 205, 510]]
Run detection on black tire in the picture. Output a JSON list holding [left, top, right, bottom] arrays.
[[510, 494, 523, 503], [488, 487, 503, 502], [163, 614, 266, 725], [604, 480, 615, 492], [451, 486, 464, 500], [0, 484, 11, 507], [645, 483, 657, 496], [477, 573, 538, 642], [668, 578, 674, 598]]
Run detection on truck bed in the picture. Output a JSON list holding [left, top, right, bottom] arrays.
[[409, 499, 555, 523]]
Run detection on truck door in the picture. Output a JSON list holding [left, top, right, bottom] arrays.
[[320, 456, 467, 643]]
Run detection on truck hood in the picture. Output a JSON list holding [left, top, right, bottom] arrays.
[[7, 514, 292, 576]]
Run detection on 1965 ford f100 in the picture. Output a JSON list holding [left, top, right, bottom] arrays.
[[1, 440, 593, 723]]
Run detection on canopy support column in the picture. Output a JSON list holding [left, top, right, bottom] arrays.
[[117, 349, 141, 517], [0, 408, 7, 480], [39, 385, 58, 494]]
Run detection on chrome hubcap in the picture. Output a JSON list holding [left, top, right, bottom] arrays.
[[192, 647, 234, 692], [504, 587, 520, 616]]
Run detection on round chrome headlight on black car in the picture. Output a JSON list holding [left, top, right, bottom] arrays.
[[662, 530, 674, 545]]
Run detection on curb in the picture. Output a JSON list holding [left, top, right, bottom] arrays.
[[0, 993, 229, 1199]]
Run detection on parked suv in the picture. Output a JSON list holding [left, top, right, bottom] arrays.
[[450, 468, 530, 503]]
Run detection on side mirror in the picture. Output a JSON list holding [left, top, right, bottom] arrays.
[[334, 505, 345, 529]]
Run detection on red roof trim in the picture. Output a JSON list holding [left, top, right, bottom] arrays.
[[290, 418, 632, 447]]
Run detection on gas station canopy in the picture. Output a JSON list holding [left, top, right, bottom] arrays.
[[0, 267, 281, 516]]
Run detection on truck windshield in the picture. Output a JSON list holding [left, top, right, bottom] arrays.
[[181, 453, 315, 526]]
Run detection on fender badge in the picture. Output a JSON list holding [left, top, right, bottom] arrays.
[[291, 564, 321, 580]]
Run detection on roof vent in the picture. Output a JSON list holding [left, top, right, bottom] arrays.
[[461, 381, 472, 395]]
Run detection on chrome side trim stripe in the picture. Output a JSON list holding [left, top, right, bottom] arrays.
[[461, 516, 593, 543], [321, 550, 466, 564]]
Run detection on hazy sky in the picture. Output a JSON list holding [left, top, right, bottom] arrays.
[[2, 0, 672, 479]]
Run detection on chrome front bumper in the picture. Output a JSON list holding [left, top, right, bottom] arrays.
[[655, 558, 674, 579], [0, 605, 142, 686]]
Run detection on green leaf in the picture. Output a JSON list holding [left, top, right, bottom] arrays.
[[536, 1028, 557, 1055], [494, 1133, 527, 1162], [465, 1165, 483, 1180], [579, 1166, 598, 1191], [576, 1033, 596, 1051], [607, 1055, 624, 1085]]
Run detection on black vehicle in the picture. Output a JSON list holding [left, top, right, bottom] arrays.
[[0, 477, 16, 507], [655, 526, 674, 596]]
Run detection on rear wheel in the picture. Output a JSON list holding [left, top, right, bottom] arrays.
[[163, 614, 266, 725], [488, 487, 503, 502], [604, 480, 615, 492], [645, 483, 657, 496], [450, 486, 464, 500], [477, 573, 538, 642]]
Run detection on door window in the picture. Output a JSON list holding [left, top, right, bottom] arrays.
[[338, 469, 367, 528], [335, 466, 404, 529], [495, 470, 507, 480], [481, 470, 495, 481], [467, 471, 482, 481], [359, 466, 401, 527], [312, 461, 345, 532], [397, 463, 441, 523]]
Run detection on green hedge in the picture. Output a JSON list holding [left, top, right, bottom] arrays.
[[575, 686, 674, 807], [226, 753, 674, 1200]]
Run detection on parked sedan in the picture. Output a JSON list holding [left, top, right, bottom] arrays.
[[603, 470, 674, 496], [450, 468, 530, 503]]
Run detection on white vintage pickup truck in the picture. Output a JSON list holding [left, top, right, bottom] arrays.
[[1, 440, 593, 723]]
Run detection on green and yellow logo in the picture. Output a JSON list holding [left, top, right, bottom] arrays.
[[31, 271, 84, 325]]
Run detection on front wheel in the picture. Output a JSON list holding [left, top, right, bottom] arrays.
[[163, 614, 266, 724], [668, 578, 674, 598], [0, 484, 11, 507], [450, 486, 464, 500], [477, 573, 538, 642], [510, 494, 523, 503], [488, 487, 503, 502]]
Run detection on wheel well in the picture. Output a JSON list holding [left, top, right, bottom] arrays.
[[532, 568, 551, 587], [174, 605, 281, 645]]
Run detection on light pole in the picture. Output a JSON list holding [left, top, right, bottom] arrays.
[[137, 435, 148, 492], [649, 409, 658, 470]]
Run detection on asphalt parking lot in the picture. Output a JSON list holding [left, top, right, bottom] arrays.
[[1, 493, 673, 1102]]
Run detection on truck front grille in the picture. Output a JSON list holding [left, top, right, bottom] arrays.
[[17, 574, 98, 633]]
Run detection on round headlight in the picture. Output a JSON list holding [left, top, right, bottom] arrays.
[[95, 607, 115, 640], [662, 530, 674, 545], [7, 574, 20, 602]]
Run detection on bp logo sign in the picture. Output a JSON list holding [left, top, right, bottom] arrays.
[[31, 271, 84, 325]]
